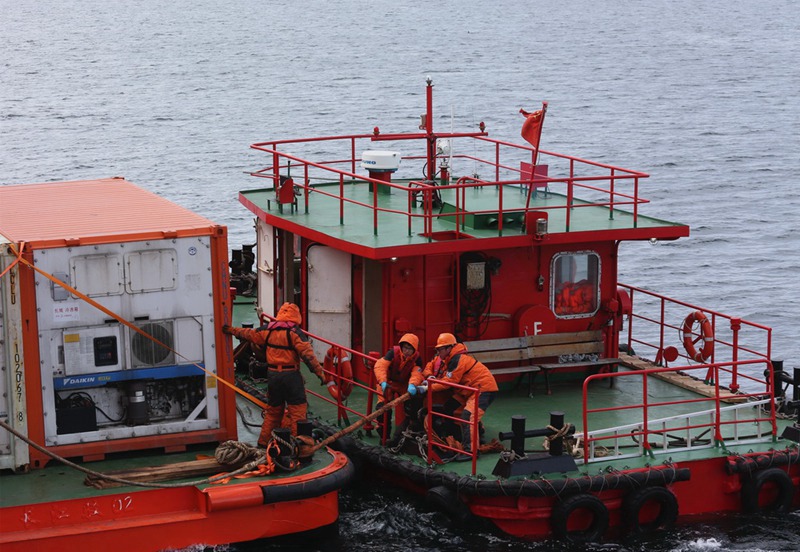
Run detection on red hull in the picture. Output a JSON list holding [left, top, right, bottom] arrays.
[[466, 456, 800, 539], [0, 451, 350, 551]]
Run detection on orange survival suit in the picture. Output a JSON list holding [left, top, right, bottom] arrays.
[[223, 303, 324, 447], [412, 341, 498, 452], [372, 333, 423, 442]]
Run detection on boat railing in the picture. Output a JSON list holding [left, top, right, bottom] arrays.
[[253, 315, 381, 428], [617, 283, 773, 393], [424, 378, 481, 473], [288, 325, 482, 473], [249, 133, 651, 237], [580, 358, 776, 464]]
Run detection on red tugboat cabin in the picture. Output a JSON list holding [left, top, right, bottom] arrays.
[[238, 80, 689, 382]]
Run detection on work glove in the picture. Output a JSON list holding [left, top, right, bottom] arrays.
[[221, 325, 233, 335], [407, 383, 417, 396], [417, 383, 428, 395], [380, 382, 387, 393]]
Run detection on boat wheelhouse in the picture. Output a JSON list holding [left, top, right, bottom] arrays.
[[232, 80, 799, 541]]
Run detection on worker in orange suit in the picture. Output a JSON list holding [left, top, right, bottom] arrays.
[[413, 333, 498, 458], [372, 333, 423, 446], [223, 302, 325, 447]]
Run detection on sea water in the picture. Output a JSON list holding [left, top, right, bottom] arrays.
[[2, 0, 798, 549]]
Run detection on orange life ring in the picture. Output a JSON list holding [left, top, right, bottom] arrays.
[[682, 311, 714, 362], [323, 347, 353, 401]]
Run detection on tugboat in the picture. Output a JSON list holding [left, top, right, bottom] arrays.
[[0, 178, 353, 552], [231, 79, 799, 542]]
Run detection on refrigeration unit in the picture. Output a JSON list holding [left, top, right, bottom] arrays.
[[0, 178, 236, 467]]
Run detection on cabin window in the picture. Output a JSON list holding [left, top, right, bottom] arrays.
[[551, 251, 600, 318]]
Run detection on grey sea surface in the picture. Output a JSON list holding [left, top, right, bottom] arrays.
[[2, 0, 798, 550]]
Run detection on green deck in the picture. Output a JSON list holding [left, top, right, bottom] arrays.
[[229, 296, 792, 483], [235, 369, 794, 481], [240, 180, 687, 256]]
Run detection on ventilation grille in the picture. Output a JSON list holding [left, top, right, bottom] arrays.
[[131, 321, 175, 367]]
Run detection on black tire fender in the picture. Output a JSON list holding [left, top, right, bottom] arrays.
[[551, 493, 609, 543], [426, 485, 473, 525], [622, 486, 679, 534], [741, 467, 794, 513]]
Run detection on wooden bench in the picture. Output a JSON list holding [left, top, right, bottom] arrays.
[[463, 330, 620, 395]]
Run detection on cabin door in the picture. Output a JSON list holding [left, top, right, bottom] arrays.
[[255, 219, 276, 317], [306, 245, 352, 360]]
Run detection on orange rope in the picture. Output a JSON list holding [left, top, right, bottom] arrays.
[[5, 242, 267, 410], [0, 240, 25, 279]]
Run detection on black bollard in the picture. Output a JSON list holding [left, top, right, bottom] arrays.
[[271, 428, 293, 457], [549, 411, 565, 457], [493, 411, 578, 477], [510, 415, 526, 456], [296, 419, 315, 464], [296, 420, 313, 437]]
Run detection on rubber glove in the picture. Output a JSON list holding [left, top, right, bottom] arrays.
[[380, 381, 387, 393], [407, 383, 417, 396]]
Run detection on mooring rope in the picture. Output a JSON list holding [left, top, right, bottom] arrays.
[[309, 392, 411, 453], [0, 418, 265, 489]]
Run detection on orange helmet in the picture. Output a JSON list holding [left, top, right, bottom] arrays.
[[435, 333, 457, 349]]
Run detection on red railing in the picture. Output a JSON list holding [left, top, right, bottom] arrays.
[[580, 358, 776, 464], [269, 316, 482, 473], [249, 132, 650, 237], [424, 378, 481, 473], [618, 284, 773, 393]]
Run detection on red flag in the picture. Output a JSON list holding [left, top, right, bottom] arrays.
[[520, 102, 548, 151]]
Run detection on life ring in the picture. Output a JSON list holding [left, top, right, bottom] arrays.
[[551, 493, 609, 543], [682, 311, 714, 362], [622, 486, 679, 534], [740, 467, 795, 513], [323, 347, 353, 401]]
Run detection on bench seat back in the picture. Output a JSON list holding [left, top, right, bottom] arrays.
[[464, 330, 603, 364]]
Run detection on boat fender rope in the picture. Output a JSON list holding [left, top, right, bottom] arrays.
[[740, 467, 794, 513], [621, 486, 678, 534]]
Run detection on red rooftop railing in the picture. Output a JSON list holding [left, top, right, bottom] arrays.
[[249, 132, 650, 237]]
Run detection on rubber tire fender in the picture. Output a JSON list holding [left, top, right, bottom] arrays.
[[622, 486, 679, 534], [426, 485, 473, 525], [741, 467, 794, 513], [551, 493, 609, 543]]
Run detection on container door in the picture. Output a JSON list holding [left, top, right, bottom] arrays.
[[0, 246, 30, 470], [306, 245, 352, 359]]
